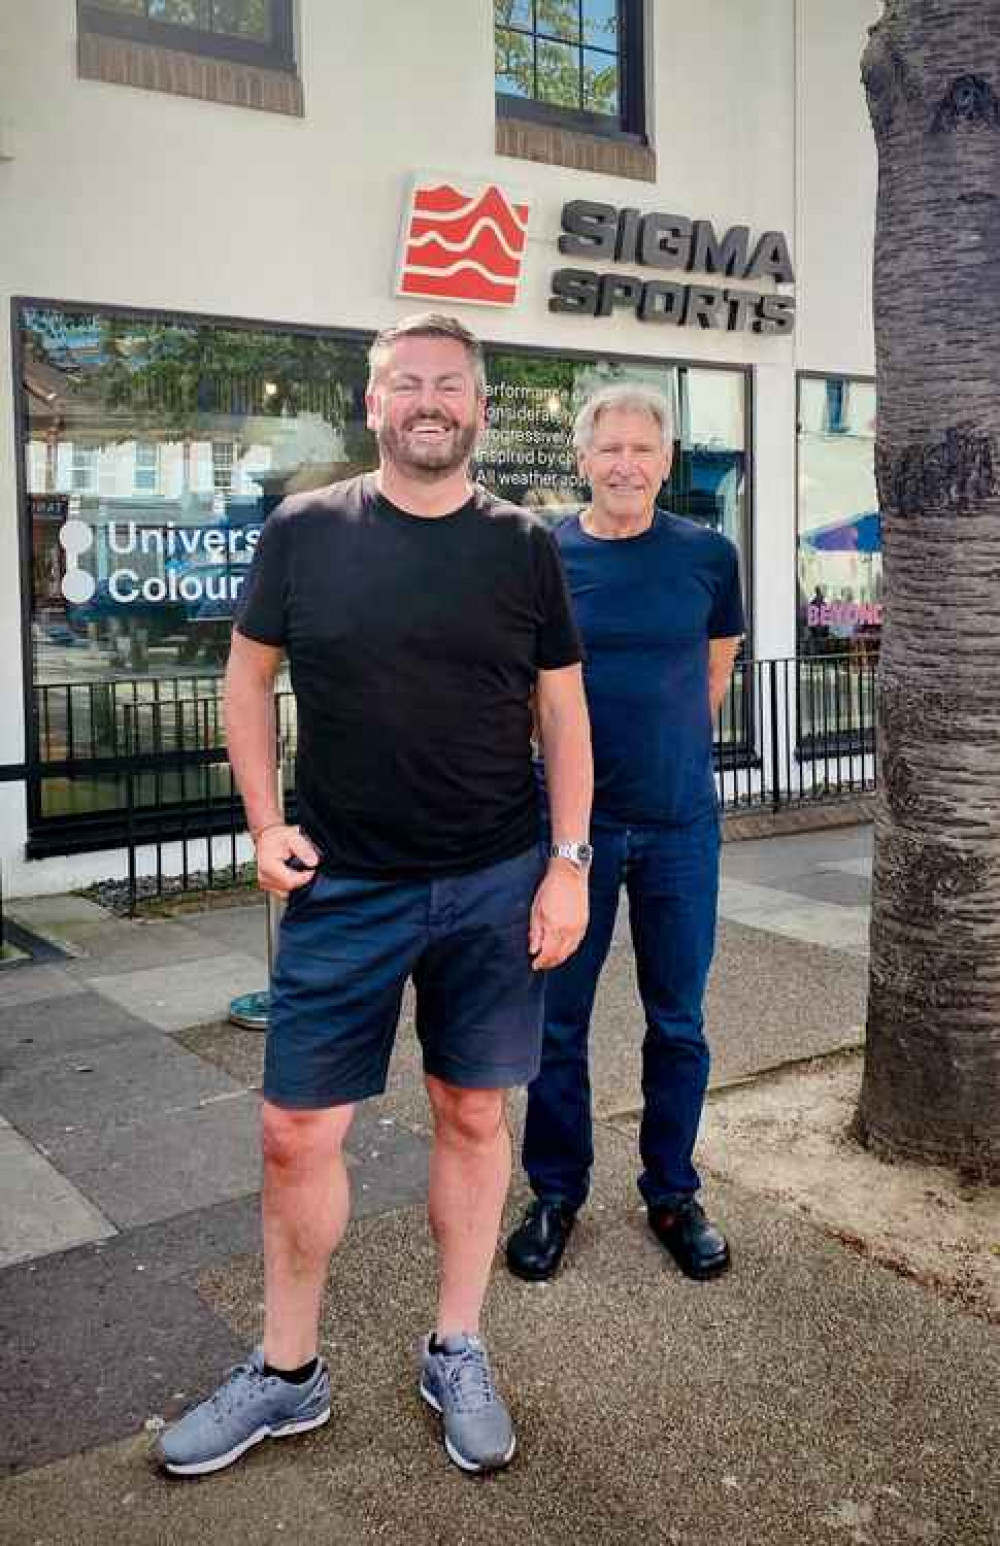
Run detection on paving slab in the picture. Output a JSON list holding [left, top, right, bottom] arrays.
[[8, 896, 114, 931], [171, 900, 268, 958], [0, 1031, 248, 1147], [39, 1092, 262, 1230], [719, 877, 871, 954], [58, 918, 233, 977], [720, 825, 873, 885], [821, 854, 873, 878], [0, 965, 85, 1009], [0, 992, 161, 1071], [0, 1257, 246, 1479], [771, 867, 872, 908], [86, 952, 269, 1033], [0, 1118, 115, 1268]]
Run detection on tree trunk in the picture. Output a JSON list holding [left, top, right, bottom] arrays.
[[857, 0, 1000, 1180]]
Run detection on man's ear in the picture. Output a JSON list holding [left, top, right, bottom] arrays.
[[365, 388, 380, 432]]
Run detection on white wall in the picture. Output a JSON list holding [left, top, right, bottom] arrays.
[[0, 0, 878, 894], [795, 0, 880, 374]]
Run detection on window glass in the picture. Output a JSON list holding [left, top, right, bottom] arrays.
[[494, 0, 623, 125], [21, 305, 374, 823], [476, 351, 750, 752], [477, 352, 748, 561], [537, 38, 582, 108], [797, 376, 880, 660], [90, 0, 272, 42], [539, 0, 581, 43], [495, 27, 534, 97], [582, 0, 617, 47]]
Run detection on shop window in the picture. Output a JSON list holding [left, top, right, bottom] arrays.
[[77, 1, 302, 115], [19, 301, 372, 848], [476, 349, 751, 757], [494, 1, 654, 180], [797, 374, 880, 744]]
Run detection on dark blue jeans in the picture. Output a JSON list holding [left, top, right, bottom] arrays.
[[522, 813, 720, 1212]]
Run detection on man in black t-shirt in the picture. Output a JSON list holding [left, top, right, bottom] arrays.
[[157, 314, 593, 1480]]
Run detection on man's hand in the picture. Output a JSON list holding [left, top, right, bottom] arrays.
[[255, 824, 321, 896], [529, 863, 589, 971]]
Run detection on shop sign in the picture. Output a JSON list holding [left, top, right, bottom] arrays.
[[396, 176, 532, 308], [550, 200, 796, 333], [57, 515, 260, 608], [808, 601, 883, 628]]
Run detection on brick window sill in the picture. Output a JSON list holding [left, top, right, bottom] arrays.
[[78, 30, 303, 117], [496, 115, 655, 182]]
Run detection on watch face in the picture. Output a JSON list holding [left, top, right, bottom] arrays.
[[578, 843, 594, 865]]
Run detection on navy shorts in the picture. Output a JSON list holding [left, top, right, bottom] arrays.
[[264, 845, 547, 1108]]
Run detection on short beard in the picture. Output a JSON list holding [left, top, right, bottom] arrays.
[[379, 419, 479, 481]]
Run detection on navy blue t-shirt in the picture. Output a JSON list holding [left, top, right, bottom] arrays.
[[555, 510, 745, 827]]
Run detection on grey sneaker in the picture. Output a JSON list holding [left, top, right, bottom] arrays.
[[419, 1333, 515, 1473], [156, 1348, 330, 1477]]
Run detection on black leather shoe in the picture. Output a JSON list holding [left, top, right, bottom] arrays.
[[505, 1199, 576, 1282], [648, 1198, 730, 1280]]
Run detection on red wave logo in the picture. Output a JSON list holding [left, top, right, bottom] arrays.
[[397, 179, 531, 308]]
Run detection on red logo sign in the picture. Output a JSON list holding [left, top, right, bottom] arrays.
[[397, 178, 531, 308]]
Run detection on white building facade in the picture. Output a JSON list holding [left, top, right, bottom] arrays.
[[0, 0, 880, 895]]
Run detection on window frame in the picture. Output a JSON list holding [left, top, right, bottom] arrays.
[[77, 1, 296, 72], [495, 0, 647, 143]]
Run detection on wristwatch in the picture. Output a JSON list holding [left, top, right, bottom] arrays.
[[549, 840, 594, 871]]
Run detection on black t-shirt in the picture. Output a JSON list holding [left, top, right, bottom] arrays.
[[235, 474, 582, 878]]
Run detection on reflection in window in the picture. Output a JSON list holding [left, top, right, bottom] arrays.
[[495, 0, 628, 125], [91, 0, 272, 41], [477, 351, 748, 575], [476, 351, 750, 755], [797, 375, 880, 662], [134, 442, 159, 494], [20, 303, 374, 827]]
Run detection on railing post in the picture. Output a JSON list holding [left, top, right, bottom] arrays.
[[768, 659, 781, 814], [123, 703, 137, 917]]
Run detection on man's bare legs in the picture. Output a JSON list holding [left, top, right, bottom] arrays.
[[425, 1075, 510, 1337], [261, 1100, 355, 1369]]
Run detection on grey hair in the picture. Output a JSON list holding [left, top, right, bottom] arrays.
[[368, 312, 487, 397], [572, 384, 674, 454]]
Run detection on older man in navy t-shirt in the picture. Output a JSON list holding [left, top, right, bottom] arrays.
[[507, 383, 745, 1284]]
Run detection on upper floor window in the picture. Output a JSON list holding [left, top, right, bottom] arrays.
[[78, 0, 295, 71], [494, 0, 645, 139]]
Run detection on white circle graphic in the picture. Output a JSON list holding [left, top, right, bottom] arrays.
[[62, 568, 96, 604], [59, 519, 94, 557]]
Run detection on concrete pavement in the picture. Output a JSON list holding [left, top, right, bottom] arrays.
[[1, 824, 997, 1544]]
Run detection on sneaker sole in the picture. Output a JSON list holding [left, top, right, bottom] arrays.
[[419, 1382, 516, 1474], [160, 1407, 331, 1477]]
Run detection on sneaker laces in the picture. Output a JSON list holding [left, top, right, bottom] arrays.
[[440, 1342, 496, 1414], [207, 1360, 265, 1420]]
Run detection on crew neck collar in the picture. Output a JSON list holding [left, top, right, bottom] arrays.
[[576, 507, 664, 545], [366, 472, 477, 525]]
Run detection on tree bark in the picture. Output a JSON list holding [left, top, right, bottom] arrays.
[[857, 0, 1000, 1180]]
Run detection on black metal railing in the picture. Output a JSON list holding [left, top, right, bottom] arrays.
[[11, 653, 878, 910]]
